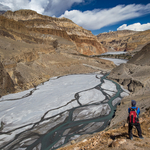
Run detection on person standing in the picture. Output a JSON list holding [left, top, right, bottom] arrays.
[[128, 100, 144, 140]]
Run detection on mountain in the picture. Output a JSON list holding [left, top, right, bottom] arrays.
[[108, 43, 150, 93], [97, 30, 150, 52], [3, 10, 106, 55], [0, 62, 15, 96], [0, 9, 112, 96]]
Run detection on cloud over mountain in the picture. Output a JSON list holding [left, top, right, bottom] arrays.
[[60, 3, 150, 30], [0, 0, 84, 15], [117, 23, 150, 31], [43, 0, 84, 16], [0, 1, 150, 31], [0, 3, 11, 11]]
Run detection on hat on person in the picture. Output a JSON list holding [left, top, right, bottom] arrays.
[[131, 100, 136, 107]]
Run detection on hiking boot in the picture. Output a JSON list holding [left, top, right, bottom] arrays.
[[130, 137, 133, 140], [139, 136, 144, 139]]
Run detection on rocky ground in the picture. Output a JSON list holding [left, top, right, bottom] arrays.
[[57, 107, 150, 150]]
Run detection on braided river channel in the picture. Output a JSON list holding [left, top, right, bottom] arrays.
[[0, 73, 129, 150]]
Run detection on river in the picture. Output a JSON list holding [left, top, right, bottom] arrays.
[[0, 72, 129, 150]]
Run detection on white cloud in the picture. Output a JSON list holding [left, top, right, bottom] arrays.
[[0, 0, 30, 11], [117, 23, 150, 31], [43, 0, 83, 16], [60, 3, 150, 30], [0, 0, 83, 15], [0, 0, 50, 14], [0, 4, 11, 11]]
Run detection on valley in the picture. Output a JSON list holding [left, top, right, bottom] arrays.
[[0, 9, 150, 150]]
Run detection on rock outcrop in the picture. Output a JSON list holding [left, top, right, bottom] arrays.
[[97, 30, 150, 52], [0, 62, 15, 96]]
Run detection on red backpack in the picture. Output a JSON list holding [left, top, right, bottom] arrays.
[[129, 107, 139, 124]]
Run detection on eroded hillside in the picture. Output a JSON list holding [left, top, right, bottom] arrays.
[[3, 9, 106, 55], [0, 9, 112, 96], [108, 43, 150, 93], [97, 30, 150, 52]]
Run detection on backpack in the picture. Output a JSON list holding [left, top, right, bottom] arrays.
[[129, 107, 139, 125]]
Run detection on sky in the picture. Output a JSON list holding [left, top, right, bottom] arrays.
[[0, 0, 150, 35]]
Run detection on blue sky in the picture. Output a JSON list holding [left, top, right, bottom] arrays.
[[0, 0, 150, 35], [70, 0, 150, 34]]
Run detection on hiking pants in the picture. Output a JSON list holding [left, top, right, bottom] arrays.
[[128, 123, 142, 138]]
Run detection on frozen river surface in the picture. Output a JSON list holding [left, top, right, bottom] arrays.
[[0, 73, 129, 150], [101, 58, 128, 66]]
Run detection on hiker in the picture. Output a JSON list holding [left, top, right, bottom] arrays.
[[128, 100, 144, 140]]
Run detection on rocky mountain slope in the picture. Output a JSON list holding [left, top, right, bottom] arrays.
[[0, 9, 111, 96], [107, 42, 150, 127], [3, 10, 106, 55], [97, 30, 150, 52], [108, 43, 150, 93]]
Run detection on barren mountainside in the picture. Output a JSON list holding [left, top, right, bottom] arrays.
[[108, 43, 150, 92], [97, 30, 150, 52], [0, 9, 111, 96], [3, 10, 106, 55]]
